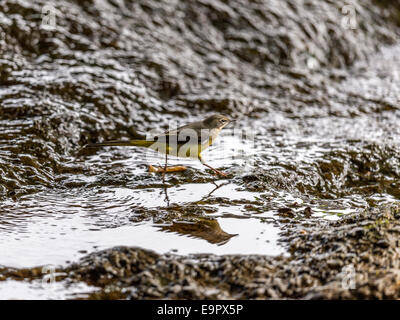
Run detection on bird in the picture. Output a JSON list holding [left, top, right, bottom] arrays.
[[87, 114, 235, 179]]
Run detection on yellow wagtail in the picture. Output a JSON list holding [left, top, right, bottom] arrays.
[[87, 114, 235, 177]]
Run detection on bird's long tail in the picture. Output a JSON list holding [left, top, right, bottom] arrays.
[[86, 140, 154, 148]]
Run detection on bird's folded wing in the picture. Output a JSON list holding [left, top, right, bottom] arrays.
[[153, 128, 210, 145]]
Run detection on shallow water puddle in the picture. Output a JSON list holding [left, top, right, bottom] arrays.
[[0, 279, 96, 300], [312, 208, 358, 221], [0, 182, 285, 269], [92, 217, 283, 256]]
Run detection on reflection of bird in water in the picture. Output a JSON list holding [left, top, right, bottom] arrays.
[[158, 218, 237, 246], [198, 181, 229, 202], [162, 181, 229, 206]]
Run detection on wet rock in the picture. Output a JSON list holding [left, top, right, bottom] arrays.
[[2, 0, 400, 301], [303, 206, 312, 218], [277, 207, 295, 218]]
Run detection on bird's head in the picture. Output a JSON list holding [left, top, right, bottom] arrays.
[[202, 114, 234, 130]]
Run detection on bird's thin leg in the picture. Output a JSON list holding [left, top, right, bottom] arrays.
[[162, 152, 168, 183], [163, 185, 170, 206], [199, 156, 227, 177]]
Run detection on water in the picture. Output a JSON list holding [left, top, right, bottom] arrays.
[[0, 181, 286, 268], [0, 279, 96, 300]]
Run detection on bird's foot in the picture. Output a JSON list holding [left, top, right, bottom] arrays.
[[148, 165, 187, 173], [212, 169, 229, 177]]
